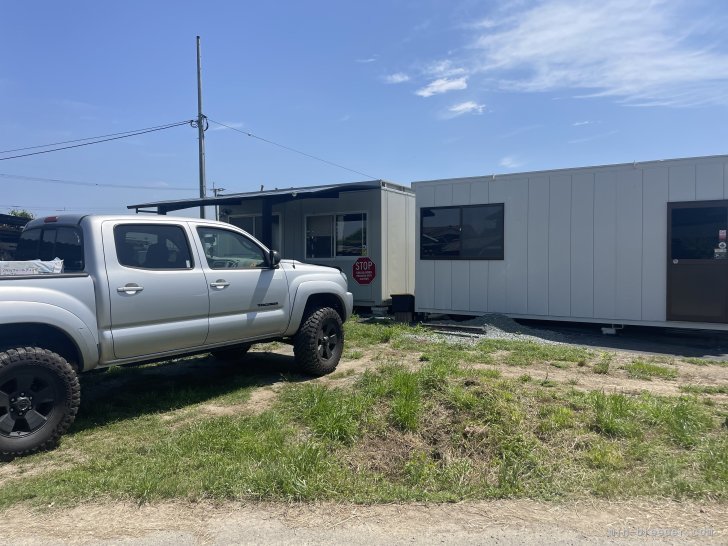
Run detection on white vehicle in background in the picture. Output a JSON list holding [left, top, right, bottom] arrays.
[[0, 215, 353, 457]]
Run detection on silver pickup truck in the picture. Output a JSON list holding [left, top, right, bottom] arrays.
[[0, 214, 353, 456]]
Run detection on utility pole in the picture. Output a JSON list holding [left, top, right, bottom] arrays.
[[196, 35, 207, 219]]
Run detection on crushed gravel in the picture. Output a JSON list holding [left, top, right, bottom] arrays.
[[419, 313, 569, 345]]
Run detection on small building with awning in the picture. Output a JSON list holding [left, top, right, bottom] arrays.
[[128, 180, 415, 308]]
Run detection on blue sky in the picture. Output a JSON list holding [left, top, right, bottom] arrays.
[[2, 0, 728, 216]]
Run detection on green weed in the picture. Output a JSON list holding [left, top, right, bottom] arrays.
[[589, 392, 641, 438], [679, 385, 728, 395], [593, 353, 612, 375], [624, 360, 678, 380]]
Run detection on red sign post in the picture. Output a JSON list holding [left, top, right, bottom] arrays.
[[353, 257, 376, 285]]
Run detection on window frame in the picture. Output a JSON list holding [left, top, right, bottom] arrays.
[[668, 199, 728, 264], [196, 226, 270, 270], [335, 212, 368, 257], [304, 211, 369, 260], [15, 226, 85, 271], [113, 223, 195, 271], [420, 203, 505, 261]]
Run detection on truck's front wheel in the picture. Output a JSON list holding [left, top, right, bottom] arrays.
[[0, 347, 80, 457], [294, 307, 344, 376]]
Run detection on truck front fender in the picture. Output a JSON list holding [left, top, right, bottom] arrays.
[[284, 281, 353, 337]]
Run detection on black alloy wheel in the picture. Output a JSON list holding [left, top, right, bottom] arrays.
[[294, 307, 344, 376], [317, 318, 340, 361], [0, 348, 80, 457]]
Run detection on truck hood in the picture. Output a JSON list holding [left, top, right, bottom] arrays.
[[279, 260, 349, 288], [280, 259, 341, 274]]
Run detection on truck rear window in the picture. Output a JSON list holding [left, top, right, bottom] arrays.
[[15, 227, 85, 272]]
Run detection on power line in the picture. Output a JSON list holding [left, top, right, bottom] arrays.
[[207, 118, 379, 180], [0, 121, 195, 155], [1, 204, 125, 212], [0, 173, 196, 191], [0, 120, 194, 161]]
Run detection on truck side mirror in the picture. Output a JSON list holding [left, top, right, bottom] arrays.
[[269, 249, 281, 267]]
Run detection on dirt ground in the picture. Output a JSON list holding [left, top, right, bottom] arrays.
[[7, 499, 725, 545]]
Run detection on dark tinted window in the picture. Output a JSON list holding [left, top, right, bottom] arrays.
[[15, 227, 84, 271], [15, 228, 41, 260], [114, 224, 193, 269], [461, 205, 504, 259], [421, 207, 460, 258], [421, 204, 504, 260], [336, 213, 367, 256], [671, 207, 727, 260], [306, 216, 333, 258], [54, 228, 84, 271], [40, 229, 57, 260]]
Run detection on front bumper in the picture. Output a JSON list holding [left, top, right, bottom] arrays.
[[343, 292, 354, 321]]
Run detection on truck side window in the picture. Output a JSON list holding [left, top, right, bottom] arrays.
[[197, 227, 267, 269], [114, 224, 194, 270]]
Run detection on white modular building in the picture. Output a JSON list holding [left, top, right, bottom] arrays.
[[413, 155, 728, 330]]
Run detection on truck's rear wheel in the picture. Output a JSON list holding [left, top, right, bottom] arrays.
[[294, 307, 344, 376], [0, 347, 80, 457]]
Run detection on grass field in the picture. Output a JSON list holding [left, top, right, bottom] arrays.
[[0, 320, 726, 508]]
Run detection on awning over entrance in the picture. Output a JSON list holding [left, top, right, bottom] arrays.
[[127, 180, 405, 249]]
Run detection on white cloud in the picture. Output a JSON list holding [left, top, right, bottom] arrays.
[[356, 57, 377, 63], [468, 0, 728, 107], [572, 120, 593, 126], [447, 101, 485, 117], [425, 59, 468, 78], [416, 77, 468, 97], [384, 73, 411, 84], [500, 155, 523, 169]]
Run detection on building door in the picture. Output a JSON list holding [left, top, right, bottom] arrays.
[[667, 201, 728, 323]]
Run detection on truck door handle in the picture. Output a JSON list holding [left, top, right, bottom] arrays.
[[117, 283, 144, 294], [210, 279, 230, 289]]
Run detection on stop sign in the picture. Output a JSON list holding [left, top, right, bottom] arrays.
[[352, 257, 376, 285]]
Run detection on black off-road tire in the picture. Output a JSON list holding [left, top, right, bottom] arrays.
[[293, 307, 344, 376], [211, 344, 251, 361], [0, 347, 80, 457]]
